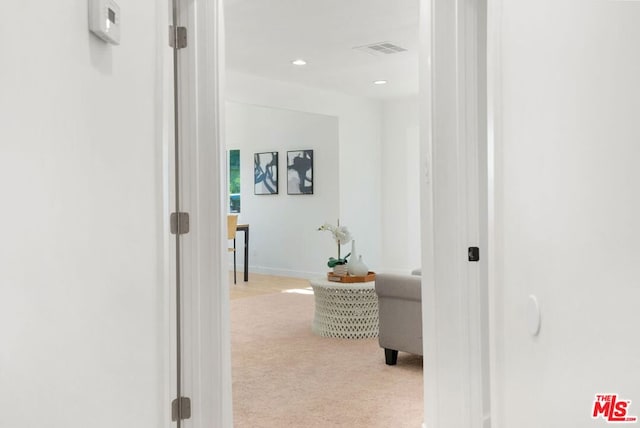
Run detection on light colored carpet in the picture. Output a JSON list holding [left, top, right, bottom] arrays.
[[231, 291, 423, 427]]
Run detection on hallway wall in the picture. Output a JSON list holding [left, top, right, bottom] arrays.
[[491, 1, 640, 426], [380, 97, 421, 273], [0, 1, 168, 427], [226, 101, 339, 276], [226, 72, 427, 277], [226, 71, 383, 275]]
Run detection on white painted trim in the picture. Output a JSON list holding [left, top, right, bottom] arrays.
[[226, 265, 420, 281], [178, 0, 232, 426], [228, 265, 417, 279], [421, 0, 490, 427], [196, 0, 233, 424], [418, 0, 436, 425], [486, 0, 504, 427]]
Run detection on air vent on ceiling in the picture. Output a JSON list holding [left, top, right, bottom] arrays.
[[354, 41, 408, 56]]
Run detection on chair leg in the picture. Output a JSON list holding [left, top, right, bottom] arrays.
[[384, 349, 398, 366], [233, 238, 237, 284]]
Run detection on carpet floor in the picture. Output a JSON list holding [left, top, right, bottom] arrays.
[[231, 291, 423, 427]]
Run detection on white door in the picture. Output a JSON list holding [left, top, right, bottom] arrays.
[[489, 1, 640, 426]]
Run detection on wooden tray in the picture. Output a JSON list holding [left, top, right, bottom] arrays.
[[327, 271, 376, 283]]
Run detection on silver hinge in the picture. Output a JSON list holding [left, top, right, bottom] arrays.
[[171, 397, 192, 421], [169, 25, 187, 49], [170, 212, 190, 235]]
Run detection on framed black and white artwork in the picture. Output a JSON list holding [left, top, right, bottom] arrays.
[[287, 150, 313, 195], [254, 151, 279, 195]]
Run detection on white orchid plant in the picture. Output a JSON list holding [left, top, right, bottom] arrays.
[[318, 221, 352, 267]]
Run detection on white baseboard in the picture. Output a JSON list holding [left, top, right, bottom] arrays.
[[229, 264, 324, 280], [230, 264, 422, 280]]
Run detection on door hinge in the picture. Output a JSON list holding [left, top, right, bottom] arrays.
[[169, 25, 187, 49], [171, 397, 192, 421], [170, 212, 190, 235]]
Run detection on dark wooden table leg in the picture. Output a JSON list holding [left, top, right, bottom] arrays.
[[243, 227, 249, 282]]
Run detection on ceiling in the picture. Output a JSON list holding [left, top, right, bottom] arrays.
[[224, 0, 420, 100]]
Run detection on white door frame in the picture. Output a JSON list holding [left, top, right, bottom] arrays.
[[183, 0, 492, 426], [175, 0, 232, 426], [420, 0, 491, 427], [485, 1, 504, 426]]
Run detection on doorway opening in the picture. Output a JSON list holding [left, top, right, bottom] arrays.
[[223, 0, 422, 425]]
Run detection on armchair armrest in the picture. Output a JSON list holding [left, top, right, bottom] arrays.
[[374, 273, 421, 301]]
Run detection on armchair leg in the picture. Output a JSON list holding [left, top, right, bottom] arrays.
[[384, 348, 398, 365]]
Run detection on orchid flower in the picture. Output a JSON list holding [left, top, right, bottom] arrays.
[[318, 221, 352, 265]]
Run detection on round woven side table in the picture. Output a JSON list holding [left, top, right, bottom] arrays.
[[309, 278, 379, 339]]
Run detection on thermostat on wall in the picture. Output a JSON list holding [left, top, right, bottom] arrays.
[[89, 0, 121, 45]]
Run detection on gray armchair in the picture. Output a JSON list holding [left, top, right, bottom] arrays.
[[374, 272, 423, 365]]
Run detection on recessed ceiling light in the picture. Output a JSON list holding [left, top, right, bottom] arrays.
[[373, 80, 388, 85], [292, 59, 307, 66]]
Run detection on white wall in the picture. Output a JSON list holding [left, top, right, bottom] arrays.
[[226, 71, 383, 276], [0, 1, 168, 427], [380, 97, 421, 273], [491, 1, 640, 427], [226, 102, 339, 276]]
